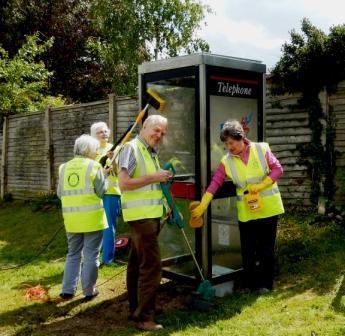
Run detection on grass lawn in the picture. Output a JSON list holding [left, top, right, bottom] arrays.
[[0, 201, 345, 336]]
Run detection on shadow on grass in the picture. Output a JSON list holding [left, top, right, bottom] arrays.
[[12, 272, 64, 290], [0, 297, 84, 332], [0, 203, 67, 268], [7, 282, 260, 336]]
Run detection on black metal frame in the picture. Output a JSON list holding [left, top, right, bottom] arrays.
[[140, 63, 265, 285], [204, 65, 265, 284]]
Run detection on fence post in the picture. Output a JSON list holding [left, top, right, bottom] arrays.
[[44, 106, 53, 191], [108, 93, 117, 143], [1, 116, 8, 199]]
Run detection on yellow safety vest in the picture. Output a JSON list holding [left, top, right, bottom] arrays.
[[221, 142, 284, 222], [121, 138, 163, 222], [96, 143, 121, 195], [58, 157, 107, 232]]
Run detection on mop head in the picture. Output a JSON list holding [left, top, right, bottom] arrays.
[[197, 280, 215, 301]]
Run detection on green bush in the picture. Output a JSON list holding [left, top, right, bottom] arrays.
[[31, 191, 61, 212]]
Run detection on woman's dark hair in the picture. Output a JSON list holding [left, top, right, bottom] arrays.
[[220, 120, 245, 142]]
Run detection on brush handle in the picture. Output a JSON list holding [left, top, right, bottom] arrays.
[[105, 103, 149, 168]]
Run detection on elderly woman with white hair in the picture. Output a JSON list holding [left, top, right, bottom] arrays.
[[57, 134, 108, 301], [90, 121, 121, 266]]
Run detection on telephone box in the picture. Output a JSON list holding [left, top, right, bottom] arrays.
[[138, 53, 266, 286]]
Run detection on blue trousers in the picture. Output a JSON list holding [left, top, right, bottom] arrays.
[[102, 194, 121, 264], [61, 231, 102, 296]]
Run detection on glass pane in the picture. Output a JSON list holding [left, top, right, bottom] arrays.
[[148, 78, 196, 180], [146, 76, 197, 276], [210, 95, 258, 277]]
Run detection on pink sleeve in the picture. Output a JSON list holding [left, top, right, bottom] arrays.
[[206, 163, 226, 194], [266, 150, 283, 181]]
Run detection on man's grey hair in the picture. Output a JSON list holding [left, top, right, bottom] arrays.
[[74, 134, 100, 157], [142, 114, 168, 129], [220, 119, 246, 142], [90, 121, 110, 138]]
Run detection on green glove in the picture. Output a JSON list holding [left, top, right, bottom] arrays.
[[248, 176, 273, 193], [191, 192, 213, 218]]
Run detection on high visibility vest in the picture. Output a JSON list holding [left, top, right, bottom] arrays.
[[96, 143, 121, 195], [58, 157, 107, 232], [221, 142, 284, 222], [121, 138, 163, 222]]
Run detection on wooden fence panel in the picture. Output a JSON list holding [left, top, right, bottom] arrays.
[[50, 100, 109, 189], [2, 80, 345, 204], [0, 95, 138, 199], [6, 112, 47, 199], [265, 92, 312, 206]]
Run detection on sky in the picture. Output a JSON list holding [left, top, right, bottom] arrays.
[[198, 0, 344, 71]]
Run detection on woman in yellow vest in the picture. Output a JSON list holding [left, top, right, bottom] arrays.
[[191, 119, 284, 293], [118, 115, 170, 331], [91, 122, 121, 265], [57, 134, 108, 301]]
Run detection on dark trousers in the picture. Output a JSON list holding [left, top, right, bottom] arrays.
[[239, 215, 278, 290], [126, 218, 161, 322]]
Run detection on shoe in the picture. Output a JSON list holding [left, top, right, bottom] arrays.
[[59, 293, 74, 300], [83, 289, 99, 302], [135, 321, 163, 331], [128, 312, 138, 321], [237, 287, 251, 294], [99, 262, 112, 268], [258, 287, 271, 294]]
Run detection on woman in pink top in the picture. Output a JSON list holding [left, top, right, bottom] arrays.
[[191, 119, 284, 293]]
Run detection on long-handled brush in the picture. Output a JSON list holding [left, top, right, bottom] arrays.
[[99, 87, 166, 168], [161, 162, 215, 301]]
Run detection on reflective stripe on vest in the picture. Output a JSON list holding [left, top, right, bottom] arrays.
[[62, 203, 103, 212], [237, 187, 280, 201], [58, 157, 106, 232], [121, 138, 163, 222], [221, 142, 284, 222]]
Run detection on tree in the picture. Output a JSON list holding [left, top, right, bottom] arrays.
[[0, 0, 211, 100], [0, 0, 104, 102], [88, 0, 211, 95], [0, 33, 64, 121], [271, 19, 345, 209]]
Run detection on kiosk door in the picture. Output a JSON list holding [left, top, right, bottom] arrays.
[[207, 66, 263, 280]]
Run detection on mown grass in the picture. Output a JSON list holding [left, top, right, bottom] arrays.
[[0, 201, 345, 336]]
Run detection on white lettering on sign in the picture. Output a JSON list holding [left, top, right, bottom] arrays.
[[217, 82, 252, 96]]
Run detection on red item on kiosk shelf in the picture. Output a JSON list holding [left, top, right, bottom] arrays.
[[170, 181, 196, 199]]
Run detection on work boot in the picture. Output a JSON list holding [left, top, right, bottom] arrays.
[[135, 321, 163, 331], [258, 287, 271, 294], [83, 288, 99, 302], [59, 293, 74, 300]]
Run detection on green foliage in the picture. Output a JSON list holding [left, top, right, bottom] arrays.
[[271, 19, 345, 208], [0, 0, 102, 102], [0, 33, 66, 121], [1, 204, 345, 335], [30, 191, 61, 212], [0, 0, 211, 100], [0, 192, 13, 204], [88, 0, 211, 95]]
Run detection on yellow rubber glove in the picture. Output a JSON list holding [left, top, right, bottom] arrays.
[[191, 192, 213, 218], [249, 176, 273, 193]]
